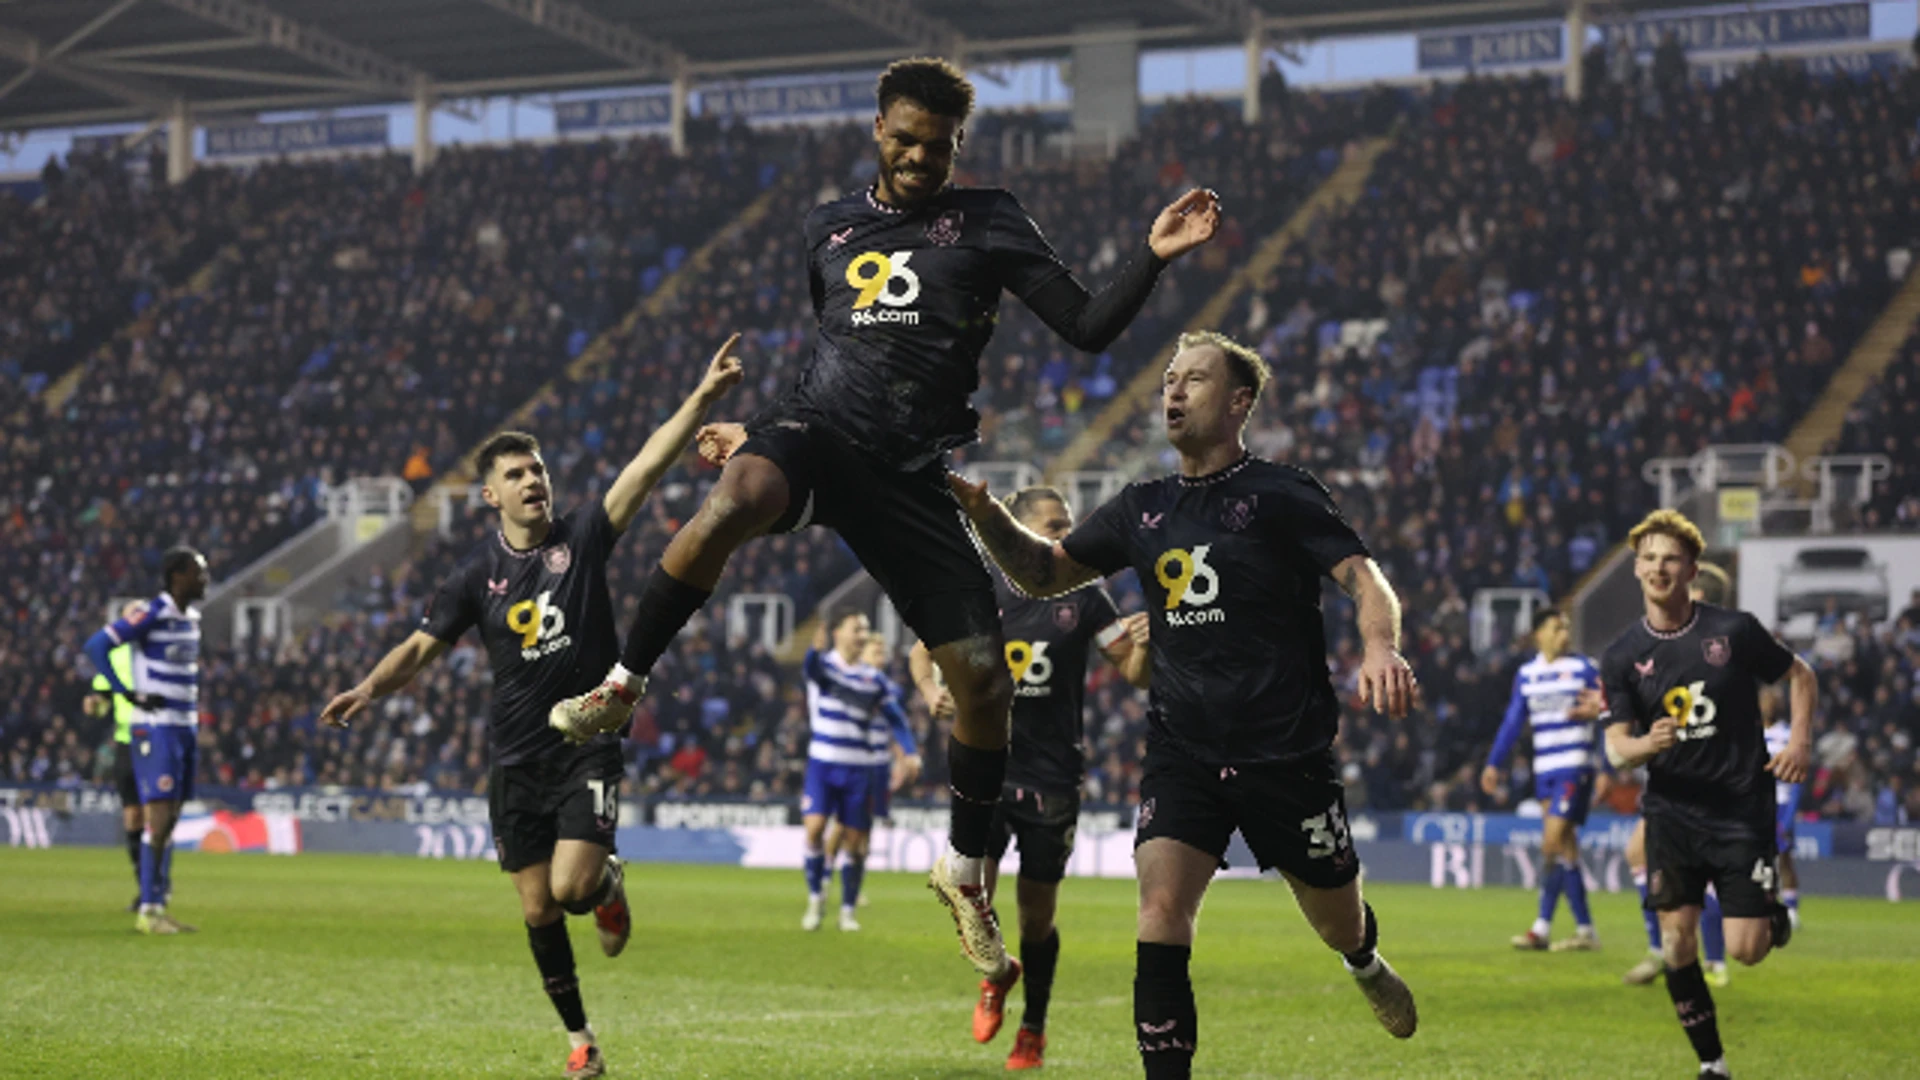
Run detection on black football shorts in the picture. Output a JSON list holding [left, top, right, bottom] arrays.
[[489, 742, 623, 873], [1136, 747, 1360, 890]]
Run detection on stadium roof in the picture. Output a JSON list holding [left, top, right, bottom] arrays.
[[0, 0, 1717, 132]]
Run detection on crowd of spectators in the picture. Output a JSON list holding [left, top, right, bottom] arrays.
[[4, 65, 1918, 827], [1835, 316, 1920, 529]]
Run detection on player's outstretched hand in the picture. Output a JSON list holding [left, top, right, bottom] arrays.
[[1646, 717, 1679, 753], [945, 471, 996, 521], [893, 752, 923, 792], [320, 686, 372, 729], [1148, 188, 1222, 262], [1766, 738, 1811, 785], [696, 332, 746, 403], [696, 422, 748, 468], [1121, 611, 1151, 648], [1357, 646, 1417, 719], [1479, 765, 1503, 798]]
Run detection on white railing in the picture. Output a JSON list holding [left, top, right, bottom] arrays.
[[725, 593, 794, 654], [233, 598, 292, 648], [1642, 443, 1796, 509], [1470, 587, 1551, 657], [323, 476, 415, 521], [960, 460, 1043, 498], [1057, 469, 1127, 513], [437, 483, 489, 537]]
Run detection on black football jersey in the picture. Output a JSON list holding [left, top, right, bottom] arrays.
[[1600, 602, 1796, 836], [1061, 456, 1371, 765], [994, 573, 1123, 794], [422, 502, 622, 765], [780, 185, 1072, 469]]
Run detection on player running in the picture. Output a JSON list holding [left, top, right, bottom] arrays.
[[1622, 573, 1733, 988], [909, 484, 1150, 1070], [319, 337, 744, 1080], [798, 612, 919, 932], [1600, 510, 1814, 1080], [85, 549, 209, 935], [1480, 608, 1605, 952], [952, 332, 1418, 1078], [550, 56, 1220, 982]]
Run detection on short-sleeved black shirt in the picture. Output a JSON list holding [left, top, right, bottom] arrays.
[[1600, 602, 1796, 837], [995, 573, 1124, 795], [776, 185, 1072, 470], [421, 502, 622, 765], [1060, 455, 1371, 765]]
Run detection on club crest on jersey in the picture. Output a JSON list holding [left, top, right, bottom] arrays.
[[1053, 604, 1078, 631], [1220, 495, 1258, 532], [543, 547, 571, 576], [926, 210, 963, 246], [1703, 637, 1731, 666]]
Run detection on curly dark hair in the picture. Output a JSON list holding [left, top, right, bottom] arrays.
[[876, 57, 974, 121]]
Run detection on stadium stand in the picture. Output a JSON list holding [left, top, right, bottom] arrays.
[[5, 67, 1917, 826]]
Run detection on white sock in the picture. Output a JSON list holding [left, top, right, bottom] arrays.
[[568, 1026, 595, 1050], [946, 847, 985, 885], [608, 663, 641, 691], [1345, 954, 1383, 977], [1531, 918, 1551, 938], [1700, 1059, 1729, 1077], [1577, 924, 1595, 936]]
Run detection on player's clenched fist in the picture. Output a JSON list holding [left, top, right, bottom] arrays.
[[945, 471, 996, 520], [1646, 717, 1679, 752], [696, 422, 748, 468]]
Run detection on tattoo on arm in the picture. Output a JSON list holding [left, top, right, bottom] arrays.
[[975, 511, 1056, 594], [1337, 562, 1362, 598]]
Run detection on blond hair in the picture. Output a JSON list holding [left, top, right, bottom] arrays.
[[1628, 509, 1706, 561], [1176, 330, 1271, 403]]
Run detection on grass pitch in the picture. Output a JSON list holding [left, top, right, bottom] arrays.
[[2, 848, 1916, 1078]]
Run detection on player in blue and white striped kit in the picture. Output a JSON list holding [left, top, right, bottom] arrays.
[[1765, 711, 1803, 930], [800, 610, 917, 932], [84, 546, 208, 936], [1480, 608, 1606, 951]]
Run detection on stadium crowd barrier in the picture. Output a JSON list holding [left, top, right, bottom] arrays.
[[6, 784, 1912, 901]]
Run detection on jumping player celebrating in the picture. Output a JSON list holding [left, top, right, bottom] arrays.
[[951, 332, 1418, 1079], [319, 336, 744, 1080], [910, 485, 1150, 1070], [550, 56, 1220, 982], [1601, 510, 1814, 1079]]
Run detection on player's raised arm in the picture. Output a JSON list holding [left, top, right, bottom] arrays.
[[1007, 189, 1221, 353], [602, 333, 746, 534], [320, 630, 450, 729], [947, 472, 1101, 599], [1331, 554, 1417, 719]]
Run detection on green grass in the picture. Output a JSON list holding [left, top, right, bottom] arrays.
[[2, 849, 1916, 1078]]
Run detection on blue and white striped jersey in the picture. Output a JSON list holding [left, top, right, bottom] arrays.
[[103, 593, 201, 728], [1488, 653, 1601, 778], [803, 648, 896, 767], [1765, 720, 1803, 812]]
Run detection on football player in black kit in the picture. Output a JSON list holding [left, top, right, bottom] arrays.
[[907, 485, 1150, 1070], [951, 331, 1420, 1079], [1600, 509, 1814, 1080], [549, 56, 1221, 982], [318, 337, 745, 1080]]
